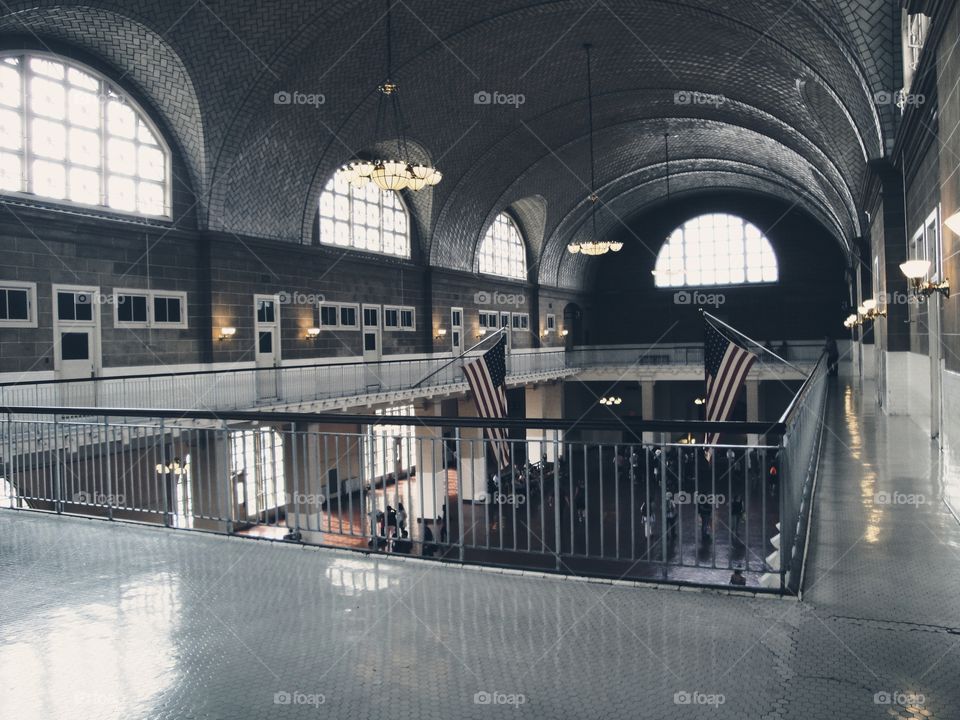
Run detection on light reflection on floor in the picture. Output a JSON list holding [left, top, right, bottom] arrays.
[[0, 574, 179, 719]]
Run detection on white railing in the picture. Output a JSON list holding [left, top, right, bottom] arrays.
[[0, 348, 571, 412]]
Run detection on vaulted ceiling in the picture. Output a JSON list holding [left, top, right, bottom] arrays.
[[0, 0, 905, 289]]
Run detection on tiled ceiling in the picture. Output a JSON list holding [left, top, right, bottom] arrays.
[[0, 0, 905, 288]]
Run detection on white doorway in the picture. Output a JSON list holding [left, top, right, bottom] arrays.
[[362, 304, 381, 389], [450, 307, 463, 355], [53, 285, 101, 405], [254, 294, 281, 400]]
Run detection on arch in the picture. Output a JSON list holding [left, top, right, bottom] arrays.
[[0, 7, 205, 214], [0, 51, 171, 217], [476, 211, 527, 280], [653, 213, 779, 287]]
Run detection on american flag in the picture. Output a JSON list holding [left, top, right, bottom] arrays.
[[704, 319, 757, 459], [462, 335, 510, 470]]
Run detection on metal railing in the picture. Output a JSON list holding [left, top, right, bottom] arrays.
[[777, 353, 829, 594], [0, 395, 828, 592], [566, 341, 825, 369], [0, 348, 571, 411], [0, 341, 824, 413]]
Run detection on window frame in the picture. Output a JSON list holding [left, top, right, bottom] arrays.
[[653, 213, 779, 289], [113, 288, 150, 328], [112, 287, 187, 329], [383, 304, 416, 332], [546, 313, 556, 332], [152, 291, 187, 328], [318, 168, 411, 259], [0, 280, 37, 327], [0, 51, 173, 219], [478, 310, 498, 329], [511, 312, 529, 331], [477, 211, 527, 280], [317, 301, 360, 331]]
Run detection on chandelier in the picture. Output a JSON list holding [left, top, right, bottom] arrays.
[[341, 0, 441, 192], [568, 44, 622, 256]]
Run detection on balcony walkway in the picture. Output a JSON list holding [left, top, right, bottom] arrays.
[[1, 380, 958, 719]]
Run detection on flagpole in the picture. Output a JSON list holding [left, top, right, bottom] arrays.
[[700, 309, 806, 373], [411, 326, 507, 388]]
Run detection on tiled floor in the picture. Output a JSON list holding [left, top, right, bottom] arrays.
[[1, 380, 959, 719]]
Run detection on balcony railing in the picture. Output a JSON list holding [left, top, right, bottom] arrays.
[[0, 361, 827, 594], [0, 340, 826, 416], [567, 341, 824, 369], [0, 348, 572, 412]]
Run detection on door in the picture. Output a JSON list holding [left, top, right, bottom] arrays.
[[450, 307, 463, 356], [499, 311, 511, 349], [54, 285, 100, 406], [362, 304, 381, 389], [254, 295, 281, 400]]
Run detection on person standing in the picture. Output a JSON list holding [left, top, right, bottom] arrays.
[[397, 501, 407, 536], [825, 335, 839, 376]]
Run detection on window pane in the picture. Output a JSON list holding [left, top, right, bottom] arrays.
[[69, 127, 100, 167], [68, 166, 100, 205], [0, 108, 21, 150], [0, 64, 21, 108], [33, 159, 66, 198], [107, 174, 136, 211], [137, 181, 165, 216], [107, 137, 136, 174], [29, 77, 65, 120], [340, 306, 356, 326], [107, 100, 135, 139], [67, 88, 100, 129], [31, 118, 66, 160], [137, 145, 164, 181], [2, 289, 28, 320]]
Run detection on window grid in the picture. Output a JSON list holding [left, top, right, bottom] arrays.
[[654, 213, 778, 288], [478, 212, 526, 279], [0, 53, 169, 216], [319, 169, 409, 258]]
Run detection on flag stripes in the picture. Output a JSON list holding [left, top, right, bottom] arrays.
[[704, 319, 757, 457], [462, 336, 511, 470]]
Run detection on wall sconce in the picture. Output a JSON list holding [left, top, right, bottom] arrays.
[[899, 259, 950, 300], [305, 327, 321, 339], [843, 314, 861, 329], [599, 396, 622, 406], [693, 397, 706, 406], [435, 328, 447, 340], [859, 298, 886, 320], [477, 328, 487, 338], [560, 329, 569, 337], [219, 326, 236, 340]]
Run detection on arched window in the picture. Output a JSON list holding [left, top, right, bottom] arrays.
[[0, 53, 170, 216], [318, 168, 410, 258], [478, 212, 526, 279], [654, 213, 778, 288]]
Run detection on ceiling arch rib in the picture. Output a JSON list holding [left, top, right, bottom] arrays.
[[546, 158, 849, 278], [553, 173, 846, 291], [436, 91, 862, 276]]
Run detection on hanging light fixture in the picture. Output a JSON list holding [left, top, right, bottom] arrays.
[[568, 44, 621, 256], [345, 0, 440, 192]]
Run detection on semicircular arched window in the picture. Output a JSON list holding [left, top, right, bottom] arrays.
[[0, 53, 170, 216], [318, 168, 410, 258], [654, 213, 778, 288], [478, 212, 526, 280]]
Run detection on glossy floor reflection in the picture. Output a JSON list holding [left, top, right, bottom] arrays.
[[1, 380, 959, 719]]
